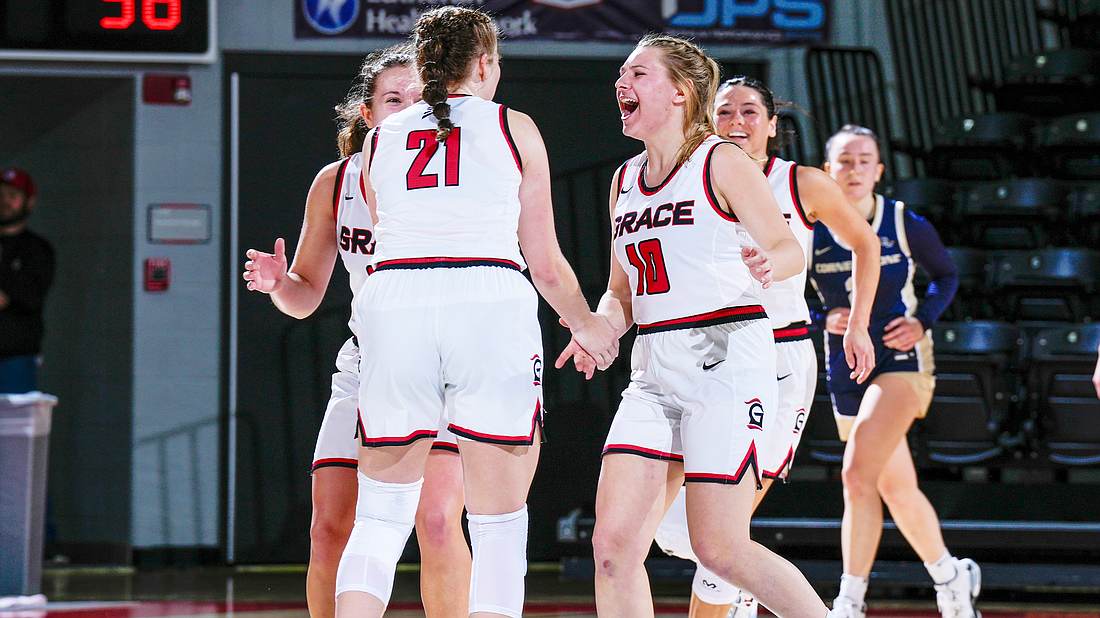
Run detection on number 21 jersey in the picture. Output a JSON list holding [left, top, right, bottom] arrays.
[[367, 95, 526, 268]]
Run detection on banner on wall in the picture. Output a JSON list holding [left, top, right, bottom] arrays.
[[295, 0, 831, 45]]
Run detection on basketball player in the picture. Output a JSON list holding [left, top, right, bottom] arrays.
[[653, 76, 881, 618], [812, 124, 977, 618], [559, 34, 841, 618], [243, 47, 470, 618], [333, 7, 618, 618]]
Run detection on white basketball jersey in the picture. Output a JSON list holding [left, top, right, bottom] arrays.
[[760, 157, 813, 329], [367, 96, 526, 268], [334, 153, 374, 332], [612, 135, 761, 326]]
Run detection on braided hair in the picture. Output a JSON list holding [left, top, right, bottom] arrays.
[[334, 44, 414, 158], [718, 76, 796, 155], [413, 6, 499, 142], [634, 34, 721, 168]]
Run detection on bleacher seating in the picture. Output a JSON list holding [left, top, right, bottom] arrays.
[[1026, 324, 1100, 465], [1038, 112, 1100, 179], [879, 178, 957, 230], [992, 49, 1100, 116], [927, 112, 1038, 180], [956, 179, 1071, 249], [913, 321, 1024, 466], [941, 247, 992, 321], [1037, 0, 1100, 52], [803, 15, 1100, 475], [988, 248, 1100, 323], [1069, 183, 1100, 248]]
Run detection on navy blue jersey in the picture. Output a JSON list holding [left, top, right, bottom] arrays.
[[809, 195, 958, 407]]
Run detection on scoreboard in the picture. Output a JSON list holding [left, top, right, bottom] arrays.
[[0, 0, 214, 62]]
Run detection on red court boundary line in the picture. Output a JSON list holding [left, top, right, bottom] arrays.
[[13, 600, 1099, 618]]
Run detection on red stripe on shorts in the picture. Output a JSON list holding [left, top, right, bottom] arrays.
[[638, 305, 767, 335]]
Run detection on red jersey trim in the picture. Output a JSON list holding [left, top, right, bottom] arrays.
[[773, 321, 811, 342], [311, 457, 358, 473], [637, 305, 767, 335], [333, 156, 353, 223], [684, 442, 761, 489], [368, 129, 379, 171], [374, 257, 521, 271], [601, 444, 684, 463], [789, 164, 814, 230], [762, 447, 795, 480], [499, 106, 523, 172], [704, 141, 740, 222], [638, 137, 713, 197], [449, 400, 542, 446], [614, 160, 630, 196], [357, 427, 438, 448]]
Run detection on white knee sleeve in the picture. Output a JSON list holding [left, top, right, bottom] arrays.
[[468, 506, 529, 618], [335, 472, 423, 606], [692, 562, 741, 606]]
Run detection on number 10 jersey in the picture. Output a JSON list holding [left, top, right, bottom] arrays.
[[612, 136, 762, 327], [367, 95, 526, 268]]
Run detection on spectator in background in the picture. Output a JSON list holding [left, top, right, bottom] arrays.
[[0, 168, 55, 394]]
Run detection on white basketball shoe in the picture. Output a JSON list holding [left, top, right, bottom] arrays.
[[935, 558, 981, 618]]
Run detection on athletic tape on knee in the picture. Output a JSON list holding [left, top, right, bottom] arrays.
[[692, 562, 741, 606], [468, 506, 529, 618], [334, 473, 423, 605]]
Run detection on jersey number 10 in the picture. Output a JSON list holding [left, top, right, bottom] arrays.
[[406, 128, 461, 190], [625, 238, 670, 295]]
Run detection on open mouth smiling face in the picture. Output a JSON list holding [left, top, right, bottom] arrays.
[[619, 95, 638, 121]]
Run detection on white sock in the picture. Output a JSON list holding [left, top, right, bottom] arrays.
[[925, 549, 957, 585], [837, 573, 869, 604]]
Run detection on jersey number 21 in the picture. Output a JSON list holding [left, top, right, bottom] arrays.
[[406, 128, 461, 190]]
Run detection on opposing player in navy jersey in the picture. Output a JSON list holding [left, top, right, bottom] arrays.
[[653, 76, 882, 618], [242, 47, 471, 618], [811, 125, 978, 618], [560, 34, 841, 618], [335, 8, 618, 618]]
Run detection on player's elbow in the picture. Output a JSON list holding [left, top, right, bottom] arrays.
[[528, 264, 567, 292]]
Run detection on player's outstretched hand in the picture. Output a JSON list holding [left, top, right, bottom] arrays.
[[843, 323, 876, 384], [741, 246, 773, 289], [555, 337, 599, 380], [243, 237, 288, 294]]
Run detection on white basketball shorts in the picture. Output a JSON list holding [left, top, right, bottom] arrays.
[[312, 336, 460, 472], [760, 336, 817, 480], [602, 308, 777, 485], [354, 261, 544, 447]]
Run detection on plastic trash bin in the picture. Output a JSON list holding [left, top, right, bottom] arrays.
[[0, 392, 57, 596]]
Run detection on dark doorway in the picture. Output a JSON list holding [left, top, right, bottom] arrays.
[[0, 74, 135, 562]]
